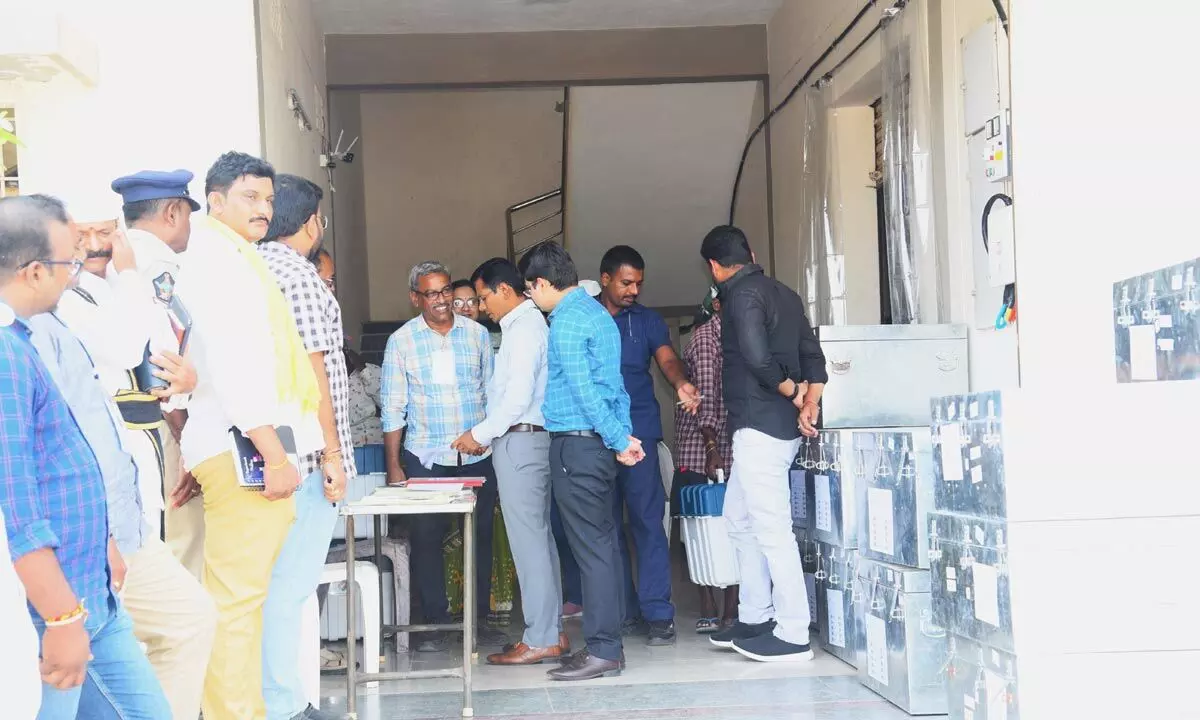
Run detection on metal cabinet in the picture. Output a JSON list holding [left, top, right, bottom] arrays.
[[854, 428, 936, 568]]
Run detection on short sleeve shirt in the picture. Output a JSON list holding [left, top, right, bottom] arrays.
[[614, 304, 671, 440]]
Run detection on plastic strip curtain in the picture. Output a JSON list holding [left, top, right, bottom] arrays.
[[800, 87, 847, 327], [881, 0, 941, 324]]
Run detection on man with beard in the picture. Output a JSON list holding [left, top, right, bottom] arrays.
[[257, 174, 350, 720], [597, 245, 699, 646], [172, 152, 323, 718]]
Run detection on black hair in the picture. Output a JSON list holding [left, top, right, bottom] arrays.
[[700, 225, 753, 267], [450, 279, 474, 292], [518, 242, 578, 291], [263, 174, 323, 242], [0, 194, 69, 273], [470, 257, 526, 296], [600, 244, 645, 277], [204, 151, 275, 210], [123, 198, 174, 226]]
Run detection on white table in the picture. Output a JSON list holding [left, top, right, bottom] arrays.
[[342, 491, 477, 718]]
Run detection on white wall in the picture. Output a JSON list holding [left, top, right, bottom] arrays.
[[0, 0, 261, 207], [565, 82, 764, 309]]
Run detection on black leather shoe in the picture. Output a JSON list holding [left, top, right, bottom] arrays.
[[546, 649, 622, 681], [558, 648, 626, 669]]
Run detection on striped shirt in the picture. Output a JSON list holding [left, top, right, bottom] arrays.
[[381, 314, 493, 468], [543, 287, 632, 452]]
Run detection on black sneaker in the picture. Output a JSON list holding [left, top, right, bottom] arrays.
[[621, 617, 649, 637], [709, 620, 776, 650], [646, 620, 676, 646], [731, 633, 815, 662], [476, 625, 510, 647]]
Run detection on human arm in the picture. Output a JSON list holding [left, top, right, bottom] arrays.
[[148, 350, 197, 398], [380, 333, 409, 486], [647, 311, 699, 412], [554, 315, 631, 453], [309, 352, 347, 501], [795, 314, 828, 437]]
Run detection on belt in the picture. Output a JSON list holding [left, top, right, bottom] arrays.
[[549, 430, 599, 440], [507, 423, 546, 434], [112, 391, 165, 430]]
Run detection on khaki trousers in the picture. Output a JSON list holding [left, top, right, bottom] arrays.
[[124, 537, 218, 720], [162, 429, 206, 580], [193, 452, 295, 720]]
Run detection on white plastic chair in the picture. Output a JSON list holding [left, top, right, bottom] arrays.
[[658, 441, 674, 539], [302, 560, 382, 699]]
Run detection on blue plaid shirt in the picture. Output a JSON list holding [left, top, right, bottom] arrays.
[[0, 307, 113, 622], [381, 314, 493, 468], [544, 288, 633, 452]]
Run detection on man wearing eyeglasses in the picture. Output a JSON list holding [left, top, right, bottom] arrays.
[[380, 261, 505, 649], [0, 194, 170, 717], [451, 278, 502, 351]]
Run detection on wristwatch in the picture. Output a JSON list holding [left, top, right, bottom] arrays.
[[787, 382, 803, 401]]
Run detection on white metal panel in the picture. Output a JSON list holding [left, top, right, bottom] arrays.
[[961, 19, 1002, 135]]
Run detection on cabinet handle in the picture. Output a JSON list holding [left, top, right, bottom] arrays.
[[935, 353, 960, 372], [829, 359, 852, 375]]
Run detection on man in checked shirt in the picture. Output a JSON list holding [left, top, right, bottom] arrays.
[[257, 174, 350, 720]]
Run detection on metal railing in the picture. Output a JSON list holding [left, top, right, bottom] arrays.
[[505, 188, 563, 263]]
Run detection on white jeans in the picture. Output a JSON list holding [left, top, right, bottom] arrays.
[[723, 428, 809, 645]]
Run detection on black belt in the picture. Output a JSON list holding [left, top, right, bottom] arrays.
[[507, 423, 546, 434], [112, 391, 164, 429], [549, 430, 599, 440]]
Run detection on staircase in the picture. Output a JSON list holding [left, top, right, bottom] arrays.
[[506, 188, 564, 263]]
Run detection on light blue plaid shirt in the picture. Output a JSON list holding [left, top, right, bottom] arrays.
[[544, 288, 632, 452], [381, 314, 493, 467]]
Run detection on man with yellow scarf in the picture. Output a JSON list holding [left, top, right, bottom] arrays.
[[171, 152, 323, 720]]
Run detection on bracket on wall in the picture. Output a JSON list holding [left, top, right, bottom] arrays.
[[286, 88, 312, 132]]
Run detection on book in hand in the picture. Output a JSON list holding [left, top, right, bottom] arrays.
[[230, 425, 298, 491]]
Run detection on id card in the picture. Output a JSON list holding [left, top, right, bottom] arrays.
[[431, 347, 456, 385]]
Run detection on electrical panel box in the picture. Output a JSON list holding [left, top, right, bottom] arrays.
[[983, 113, 1011, 182]]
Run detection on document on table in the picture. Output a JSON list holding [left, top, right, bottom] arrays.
[[366, 486, 468, 504]]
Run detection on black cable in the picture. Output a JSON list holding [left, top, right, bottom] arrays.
[[990, 0, 1010, 35], [982, 192, 1016, 313], [814, 22, 884, 89], [728, 0, 882, 224]]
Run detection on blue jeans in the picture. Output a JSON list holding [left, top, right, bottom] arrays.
[[262, 471, 337, 720], [37, 600, 170, 720]]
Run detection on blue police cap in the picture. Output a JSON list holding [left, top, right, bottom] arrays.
[[110, 170, 201, 212]]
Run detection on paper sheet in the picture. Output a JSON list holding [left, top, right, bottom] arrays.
[[973, 562, 1001, 627], [865, 614, 889, 686], [939, 424, 964, 481], [814, 475, 832, 532], [1128, 324, 1158, 381], [431, 347, 456, 385], [985, 669, 1008, 719], [867, 487, 895, 556], [826, 589, 846, 647]]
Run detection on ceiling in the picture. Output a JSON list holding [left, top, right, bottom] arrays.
[[312, 0, 782, 35]]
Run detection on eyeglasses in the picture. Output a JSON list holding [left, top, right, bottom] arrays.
[[452, 297, 479, 309], [19, 257, 84, 278], [417, 286, 455, 301], [317, 215, 329, 230]]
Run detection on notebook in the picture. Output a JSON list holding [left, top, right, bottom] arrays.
[[230, 426, 299, 490]]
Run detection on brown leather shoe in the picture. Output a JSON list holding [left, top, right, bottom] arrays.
[[486, 641, 566, 666], [503, 632, 570, 655], [546, 649, 622, 681]]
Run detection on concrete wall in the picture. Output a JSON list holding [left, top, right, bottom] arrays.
[[326, 26, 767, 88], [565, 82, 765, 309], [360, 88, 564, 321], [0, 0, 261, 207], [327, 91, 369, 343]]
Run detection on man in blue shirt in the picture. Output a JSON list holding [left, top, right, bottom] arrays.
[[0, 194, 169, 717], [519, 242, 644, 681], [598, 245, 699, 646]]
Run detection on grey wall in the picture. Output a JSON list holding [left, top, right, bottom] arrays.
[[328, 91, 370, 343]]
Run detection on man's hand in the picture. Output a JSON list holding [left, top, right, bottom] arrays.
[[386, 465, 409, 488], [450, 430, 487, 456], [107, 538, 127, 596], [790, 381, 811, 411], [110, 225, 135, 273], [263, 461, 301, 501], [149, 351, 198, 398], [798, 401, 820, 438], [677, 382, 701, 415], [704, 446, 726, 479], [170, 470, 201, 508], [40, 621, 91, 690], [616, 436, 646, 467], [323, 460, 348, 502]]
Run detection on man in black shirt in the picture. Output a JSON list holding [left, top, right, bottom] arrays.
[[699, 225, 827, 662]]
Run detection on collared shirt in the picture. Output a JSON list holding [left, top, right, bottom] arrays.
[[381, 314, 493, 468], [472, 300, 548, 446], [28, 313, 148, 557], [613, 303, 672, 441], [543, 287, 632, 452], [175, 216, 323, 470], [0, 306, 113, 621], [127, 227, 191, 415], [675, 314, 731, 476], [259, 241, 356, 480]]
